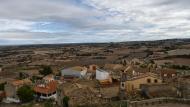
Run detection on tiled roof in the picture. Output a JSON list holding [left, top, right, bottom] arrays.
[[34, 81, 57, 94]]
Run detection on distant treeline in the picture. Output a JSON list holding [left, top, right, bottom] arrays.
[[163, 63, 190, 70], [165, 54, 190, 59]]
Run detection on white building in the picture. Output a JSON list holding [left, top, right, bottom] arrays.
[[96, 69, 110, 80], [61, 66, 87, 78]]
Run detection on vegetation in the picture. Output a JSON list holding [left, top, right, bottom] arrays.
[[39, 66, 53, 76], [44, 100, 53, 107], [144, 49, 153, 57], [140, 64, 147, 68], [163, 63, 190, 70], [63, 96, 70, 107], [17, 85, 34, 103], [0, 82, 5, 91], [171, 65, 190, 70], [165, 55, 190, 59]]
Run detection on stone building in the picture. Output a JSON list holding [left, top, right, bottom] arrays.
[[119, 67, 162, 99], [160, 69, 177, 82], [5, 79, 32, 103], [125, 73, 162, 92], [119, 71, 128, 100], [34, 80, 57, 100]]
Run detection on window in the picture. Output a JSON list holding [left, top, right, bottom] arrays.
[[147, 79, 151, 83], [121, 82, 125, 88], [154, 79, 158, 83], [93, 66, 96, 70], [172, 74, 176, 77]]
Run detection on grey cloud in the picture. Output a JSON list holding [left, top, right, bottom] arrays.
[[0, 0, 190, 45]]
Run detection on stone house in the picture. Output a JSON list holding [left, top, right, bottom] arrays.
[[160, 69, 177, 82], [34, 80, 57, 100], [124, 73, 162, 92], [4, 79, 32, 103]]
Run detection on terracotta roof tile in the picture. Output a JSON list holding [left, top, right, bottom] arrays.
[[34, 81, 57, 94]]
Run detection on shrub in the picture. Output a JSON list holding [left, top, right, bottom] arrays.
[[39, 66, 53, 76], [17, 85, 34, 103]]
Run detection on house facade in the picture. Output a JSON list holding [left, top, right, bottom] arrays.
[[161, 69, 177, 82], [4, 79, 32, 103], [125, 73, 162, 92], [96, 68, 112, 85], [34, 81, 57, 100]]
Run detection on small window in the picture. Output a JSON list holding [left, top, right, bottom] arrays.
[[172, 74, 176, 77], [147, 79, 151, 83], [121, 83, 125, 88], [93, 66, 96, 70], [154, 79, 158, 83]]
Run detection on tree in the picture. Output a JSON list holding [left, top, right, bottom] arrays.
[[17, 85, 34, 103], [0, 83, 5, 91], [62, 96, 70, 107], [44, 100, 53, 107], [39, 66, 53, 76]]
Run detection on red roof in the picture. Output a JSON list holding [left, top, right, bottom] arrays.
[[34, 81, 57, 94]]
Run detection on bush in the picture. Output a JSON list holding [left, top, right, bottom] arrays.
[[39, 66, 53, 76], [0, 83, 5, 91], [44, 101, 53, 107], [17, 85, 34, 103], [63, 96, 70, 107], [171, 65, 190, 70]]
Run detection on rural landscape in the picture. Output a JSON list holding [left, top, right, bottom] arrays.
[[0, 39, 190, 107], [0, 0, 190, 107]]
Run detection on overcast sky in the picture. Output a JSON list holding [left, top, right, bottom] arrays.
[[0, 0, 190, 45]]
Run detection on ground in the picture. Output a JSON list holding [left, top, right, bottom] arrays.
[[147, 103, 190, 107]]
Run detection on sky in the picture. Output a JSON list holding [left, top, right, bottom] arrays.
[[0, 0, 190, 45]]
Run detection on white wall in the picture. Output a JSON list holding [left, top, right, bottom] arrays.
[[96, 69, 109, 80], [80, 68, 87, 77]]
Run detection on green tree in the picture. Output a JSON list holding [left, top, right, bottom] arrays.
[[39, 66, 53, 76], [44, 100, 53, 107], [0, 83, 5, 91], [63, 96, 70, 107], [17, 85, 34, 103]]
